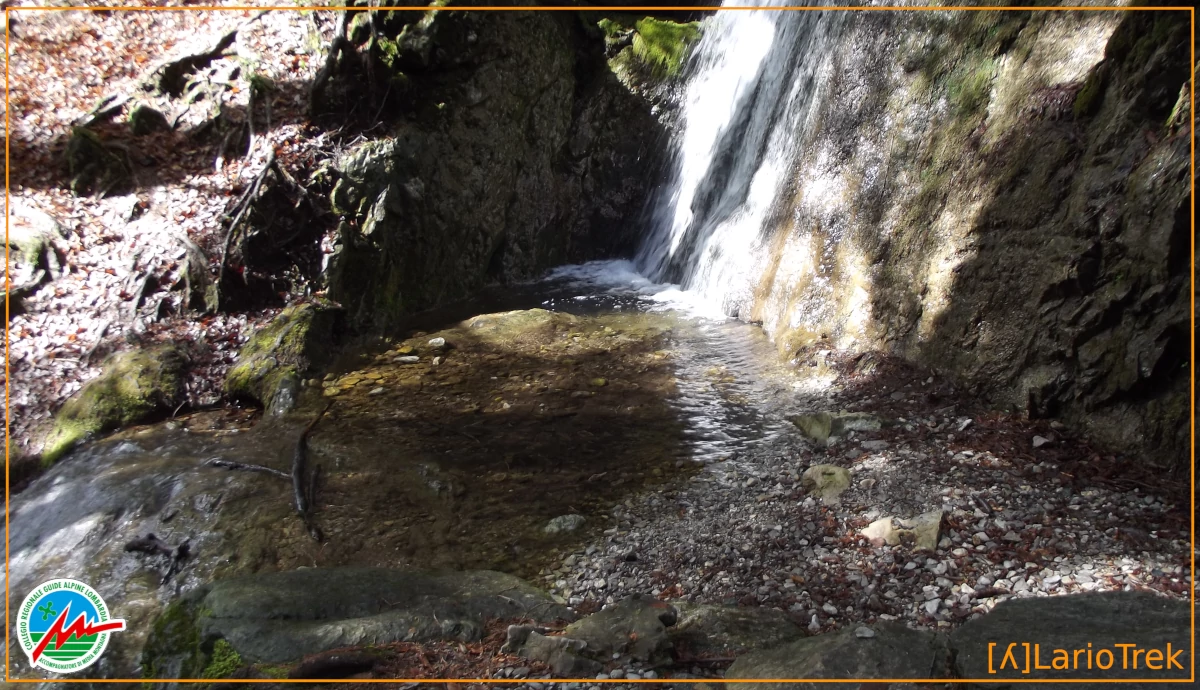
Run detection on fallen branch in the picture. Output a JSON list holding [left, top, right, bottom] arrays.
[[204, 457, 290, 479], [308, 11, 353, 117], [293, 403, 333, 541]]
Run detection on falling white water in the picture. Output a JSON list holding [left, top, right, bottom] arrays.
[[636, 1, 844, 320]]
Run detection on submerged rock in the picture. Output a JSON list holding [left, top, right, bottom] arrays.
[[42, 344, 188, 463], [142, 567, 575, 672], [544, 514, 586, 535], [224, 300, 344, 416]]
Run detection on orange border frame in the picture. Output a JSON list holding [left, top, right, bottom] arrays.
[[0, 1, 1195, 686]]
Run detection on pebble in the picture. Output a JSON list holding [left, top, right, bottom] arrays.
[[854, 626, 875, 638], [1032, 435, 1051, 448], [394, 356, 420, 364]]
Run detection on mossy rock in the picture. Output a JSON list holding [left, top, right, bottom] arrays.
[[225, 300, 345, 416], [128, 103, 171, 135], [42, 344, 188, 464], [65, 126, 131, 196], [602, 16, 702, 79], [141, 596, 210, 679]]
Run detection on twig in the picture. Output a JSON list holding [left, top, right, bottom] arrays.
[[294, 403, 333, 541], [216, 149, 276, 308], [204, 457, 290, 479]]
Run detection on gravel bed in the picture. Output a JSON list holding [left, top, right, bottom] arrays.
[[537, 353, 1192, 650]]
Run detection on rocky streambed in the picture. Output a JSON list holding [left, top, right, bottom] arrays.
[[3, 262, 1192, 684]]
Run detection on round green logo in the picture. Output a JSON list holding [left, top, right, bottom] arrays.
[[17, 579, 126, 673]]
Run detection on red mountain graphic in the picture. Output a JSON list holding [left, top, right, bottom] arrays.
[[31, 604, 126, 663]]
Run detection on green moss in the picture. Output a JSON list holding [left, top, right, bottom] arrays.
[[255, 664, 292, 679], [224, 301, 342, 411], [630, 17, 701, 78], [947, 57, 995, 116], [42, 345, 186, 464], [201, 639, 243, 679], [141, 600, 206, 680], [1073, 69, 1106, 120]]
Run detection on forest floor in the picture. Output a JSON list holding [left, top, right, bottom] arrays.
[[5, 3, 337, 460]]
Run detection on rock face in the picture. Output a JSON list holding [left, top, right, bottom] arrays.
[[673, 9, 1191, 469], [224, 300, 344, 415], [322, 7, 666, 329], [42, 344, 188, 462], [142, 567, 575, 675]]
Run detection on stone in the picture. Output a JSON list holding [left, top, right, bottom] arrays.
[[668, 604, 804, 656], [513, 630, 601, 677], [725, 622, 951, 689], [43, 344, 189, 463], [859, 439, 888, 451], [1032, 435, 1051, 448], [394, 356, 420, 364], [860, 511, 943, 551], [800, 465, 851, 503], [544, 514, 586, 535], [128, 103, 171, 135], [562, 594, 677, 662], [427, 337, 447, 349], [165, 568, 574, 665], [952, 592, 1190, 685], [788, 412, 881, 445], [225, 300, 344, 416], [854, 626, 875, 638]]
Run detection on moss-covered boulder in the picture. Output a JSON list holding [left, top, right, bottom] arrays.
[[224, 300, 344, 416], [65, 126, 131, 196], [42, 344, 189, 464], [128, 102, 171, 135]]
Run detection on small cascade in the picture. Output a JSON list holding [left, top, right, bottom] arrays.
[[636, 1, 844, 319]]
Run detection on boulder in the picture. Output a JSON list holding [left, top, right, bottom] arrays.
[[562, 594, 678, 663], [789, 411, 881, 445], [142, 568, 575, 670], [225, 300, 344, 416], [951, 591, 1190, 686], [725, 621, 952, 689], [42, 344, 188, 463], [668, 603, 804, 657], [544, 514, 586, 535]]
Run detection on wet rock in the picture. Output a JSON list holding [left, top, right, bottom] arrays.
[[668, 603, 805, 656], [43, 344, 188, 463], [951, 591, 1190, 685], [562, 594, 677, 662], [725, 621, 951, 688], [545, 514, 587, 535], [165, 568, 574, 665], [800, 464, 851, 503], [224, 300, 344, 416]]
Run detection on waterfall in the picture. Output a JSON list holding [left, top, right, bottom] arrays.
[[635, 1, 844, 320]]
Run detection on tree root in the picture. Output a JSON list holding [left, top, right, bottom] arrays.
[[124, 533, 191, 585], [308, 11, 353, 117], [204, 457, 290, 479], [293, 403, 333, 541]]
